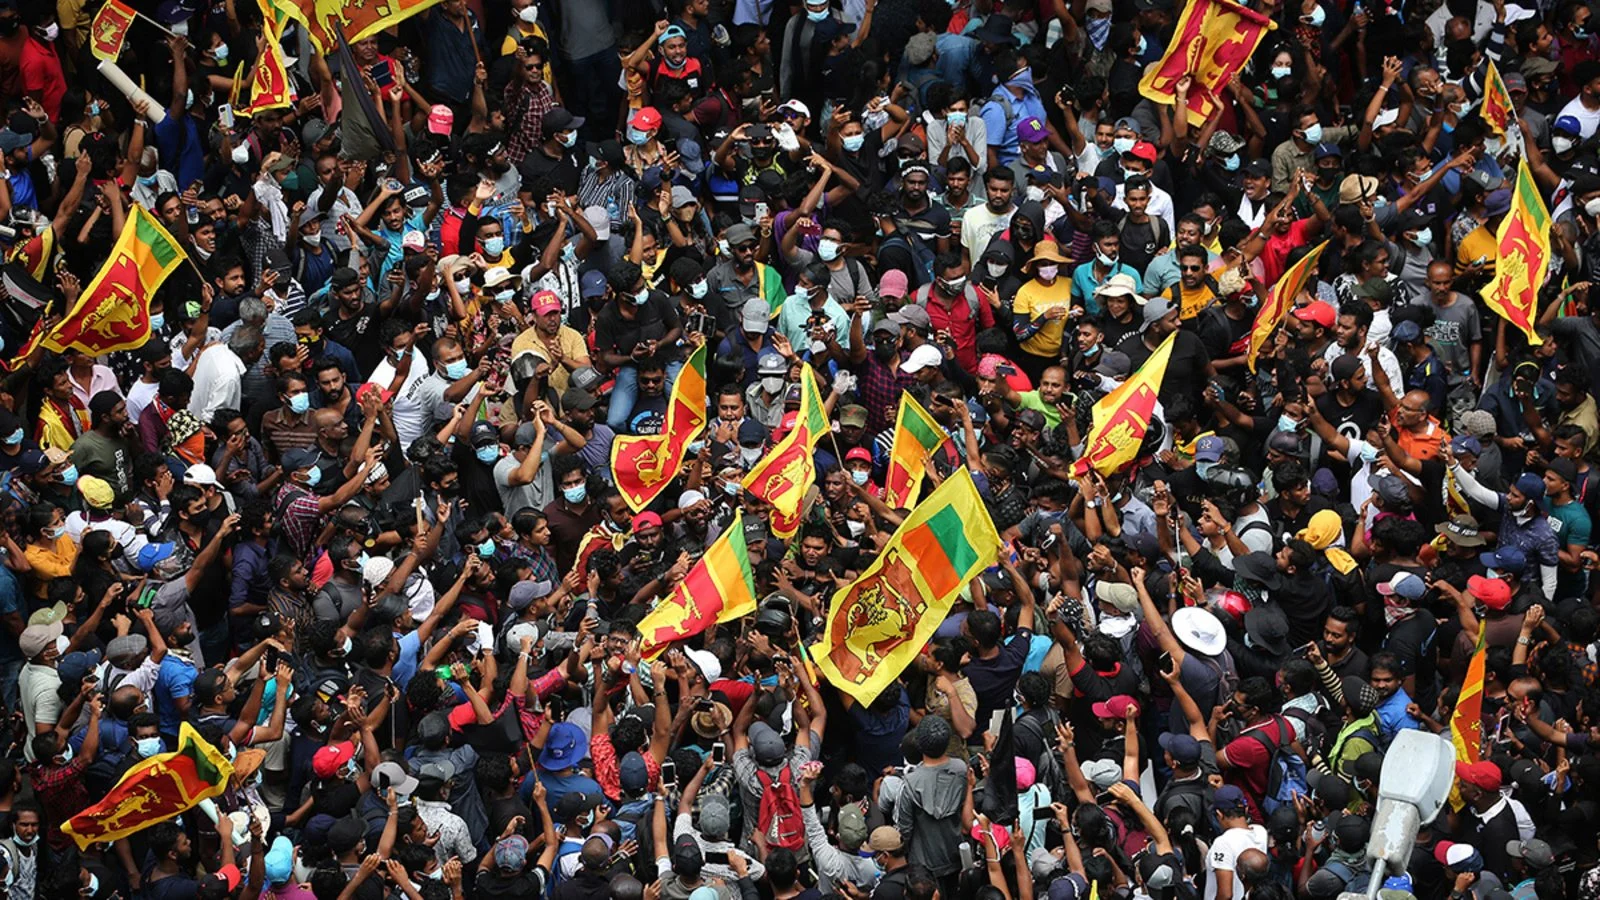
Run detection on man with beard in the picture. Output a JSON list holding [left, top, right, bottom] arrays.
[[1448, 457, 1561, 602], [707, 225, 786, 335], [518, 108, 584, 190], [71, 393, 136, 500], [511, 291, 593, 398], [897, 162, 951, 254], [306, 153, 363, 253]]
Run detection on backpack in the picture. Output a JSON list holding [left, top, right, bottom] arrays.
[[882, 232, 934, 288], [755, 766, 806, 851], [1319, 857, 1371, 891], [1283, 706, 1328, 759], [983, 91, 1018, 143], [1015, 712, 1069, 801], [913, 282, 982, 324], [1246, 715, 1309, 815], [613, 795, 654, 845]]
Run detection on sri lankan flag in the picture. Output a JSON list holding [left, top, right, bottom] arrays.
[[62, 722, 233, 848], [743, 366, 827, 539], [1074, 332, 1176, 477], [7, 223, 54, 283], [44, 206, 186, 356], [883, 394, 949, 509], [612, 343, 707, 512], [1481, 160, 1549, 346], [637, 510, 758, 658], [812, 468, 1001, 704], [1248, 241, 1328, 372], [1480, 60, 1515, 135], [1137, 0, 1273, 125], [239, 10, 293, 115], [90, 0, 136, 61], [270, 0, 447, 52], [1448, 620, 1488, 810]]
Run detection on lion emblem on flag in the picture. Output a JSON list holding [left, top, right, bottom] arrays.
[[824, 552, 927, 683]]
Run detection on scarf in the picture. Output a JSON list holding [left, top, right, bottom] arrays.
[[1297, 509, 1357, 575]]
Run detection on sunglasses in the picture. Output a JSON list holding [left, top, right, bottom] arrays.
[[1180, 264, 1204, 272]]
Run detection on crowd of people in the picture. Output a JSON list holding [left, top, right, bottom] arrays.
[[0, 0, 1599, 897]]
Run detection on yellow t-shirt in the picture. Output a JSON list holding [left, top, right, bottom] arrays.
[[25, 534, 79, 600], [1454, 225, 1497, 277], [510, 325, 590, 393], [1012, 277, 1075, 357], [499, 23, 557, 85]]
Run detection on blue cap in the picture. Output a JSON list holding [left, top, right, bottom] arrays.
[[1212, 784, 1249, 814], [1194, 435, 1226, 464], [1514, 471, 1546, 502], [136, 542, 177, 573], [1313, 142, 1343, 160], [1391, 320, 1423, 344], [282, 447, 320, 471], [1555, 115, 1584, 136], [1377, 571, 1426, 601], [264, 836, 295, 884], [57, 650, 102, 685], [1158, 732, 1202, 765], [539, 721, 586, 770], [580, 270, 609, 298], [1451, 435, 1483, 456], [1479, 545, 1528, 573]]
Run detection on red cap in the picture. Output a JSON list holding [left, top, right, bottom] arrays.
[[845, 447, 872, 464], [312, 741, 356, 779], [630, 107, 662, 131], [1467, 574, 1513, 610], [1433, 840, 1458, 867], [1091, 694, 1140, 719], [1127, 141, 1157, 163], [532, 290, 562, 316], [1455, 760, 1502, 792], [205, 865, 242, 893], [632, 512, 664, 534], [774, 411, 798, 440], [1291, 300, 1337, 329]]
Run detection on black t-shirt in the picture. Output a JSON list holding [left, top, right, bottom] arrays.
[[322, 301, 384, 374], [1118, 217, 1163, 275], [519, 148, 582, 196], [1123, 329, 1211, 407], [592, 293, 682, 360], [451, 438, 507, 515]]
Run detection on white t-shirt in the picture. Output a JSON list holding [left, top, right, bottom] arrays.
[[961, 203, 1015, 262], [1557, 96, 1600, 139], [126, 379, 160, 426], [1204, 824, 1267, 900], [366, 349, 436, 451]]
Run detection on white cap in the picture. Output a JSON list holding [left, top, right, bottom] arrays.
[[401, 230, 426, 251], [583, 206, 611, 242], [507, 622, 540, 649], [363, 555, 396, 589], [685, 648, 722, 683], [779, 99, 811, 118], [1374, 107, 1399, 128], [483, 267, 518, 288], [899, 344, 944, 374], [183, 463, 219, 487], [678, 489, 707, 509], [366, 462, 389, 484]]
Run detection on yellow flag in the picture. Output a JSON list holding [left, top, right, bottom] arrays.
[[1074, 333, 1176, 477]]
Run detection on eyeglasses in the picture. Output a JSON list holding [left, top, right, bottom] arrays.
[[733, 242, 758, 252], [1180, 264, 1204, 272], [639, 376, 665, 385]]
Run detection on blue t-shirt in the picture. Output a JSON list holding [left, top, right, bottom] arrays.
[[156, 655, 198, 735], [526, 768, 605, 814]]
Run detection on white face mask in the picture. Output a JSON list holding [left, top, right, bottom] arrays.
[[986, 261, 1008, 279], [1025, 185, 1046, 203], [519, 4, 540, 22], [845, 519, 866, 537], [1586, 197, 1600, 217], [760, 376, 784, 394], [1036, 264, 1058, 281], [1555, 135, 1576, 154], [231, 143, 251, 165]]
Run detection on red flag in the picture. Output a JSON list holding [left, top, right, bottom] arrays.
[[90, 0, 136, 62]]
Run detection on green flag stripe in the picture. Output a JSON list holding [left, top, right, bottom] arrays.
[[179, 735, 225, 786], [900, 402, 945, 450], [134, 213, 180, 267], [925, 504, 979, 574]]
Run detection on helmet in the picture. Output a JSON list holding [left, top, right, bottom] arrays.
[[1210, 589, 1251, 625]]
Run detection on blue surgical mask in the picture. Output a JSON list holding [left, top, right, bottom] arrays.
[[137, 174, 158, 187], [304, 466, 322, 488], [850, 469, 869, 485], [58, 743, 74, 765], [1195, 461, 1215, 480], [483, 237, 506, 256], [477, 538, 497, 557], [59, 465, 79, 486], [1277, 414, 1299, 432], [1301, 123, 1323, 144], [947, 111, 967, 127], [1112, 137, 1135, 155], [1136, 34, 1147, 55], [445, 359, 470, 380], [562, 243, 577, 262], [212, 44, 228, 63], [818, 238, 841, 261], [634, 288, 650, 306], [722, 480, 740, 497], [687, 440, 706, 455], [559, 131, 577, 148], [150, 312, 165, 332], [1271, 65, 1292, 81], [3, 428, 22, 446], [564, 484, 588, 504], [47, 525, 66, 540], [476, 445, 500, 464], [842, 134, 865, 153], [807, 6, 829, 21], [495, 289, 516, 303], [1305, 5, 1325, 26], [1358, 442, 1380, 465], [1412, 228, 1433, 247], [1223, 153, 1240, 172], [627, 126, 651, 145], [135, 737, 163, 758], [88, 101, 102, 117], [690, 280, 708, 299], [288, 393, 311, 414]]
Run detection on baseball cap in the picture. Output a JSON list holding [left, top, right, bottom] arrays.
[[1158, 732, 1201, 766], [1291, 300, 1337, 329], [741, 297, 770, 334], [1017, 117, 1048, 143], [1455, 760, 1502, 792], [1212, 784, 1250, 815], [580, 270, 609, 298], [1194, 435, 1226, 464], [899, 344, 943, 373], [1479, 544, 1528, 574], [312, 741, 357, 779], [1126, 141, 1157, 163], [1506, 838, 1555, 868], [1090, 695, 1139, 719], [427, 105, 453, 136], [1375, 571, 1425, 601], [629, 107, 662, 131], [183, 463, 219, 487], [879, 269, 908, 300], [1467, 574, 1513, 609], [532, 290, 562, 316], [1391, 320, 1423, 344]]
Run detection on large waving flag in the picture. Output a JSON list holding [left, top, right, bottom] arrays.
[[883, 394, 950, 509], [743, 366, 828, 539], [1448, 621, 1488, 810], [62, 723, 233, 848], [44, 206, 186, 355], [637, 511, 758, 658], [1138, 0, 1274, 125], [1480, 60, 1515, 136], [240, 1, 294, 116], [7, 222, 54, 283], [270, 0, 447, 52], [812, 468, 1001, 704], [1481, 160, 1549, 346], [1074, 332, 1177, 477], [612, 343, 708, 512], [1248, 241, 1328, 372], [90, 0, 137, 61]]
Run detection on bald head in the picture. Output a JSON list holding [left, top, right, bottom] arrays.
[[1236, 848, 1270, 887]]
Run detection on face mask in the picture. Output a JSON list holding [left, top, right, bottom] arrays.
[[1301, 123, 1323, 144], [818, 238, 841, 261], [1277, 414, 1299, 432], [495, 289, 516, 303], [1136, 34, 1147, 55], [722, 480, 741, 497], [47, 524, 67, 539], [1358, 442, 1380, 465], [59, 464, 80, 486], [634, 288, 650, 306], [1195, 461, 1214, 480], [304, 465, 323, 488], [483, 237, 506, 256], [561, 242, 577, 263], [1095, 250, 1117, 267], [947, 111, 967, 127], [687, 440, 706, 456], [137, 174, 158, 188], [985, 261, 1008, 280], [761, 376, 784, 394], [136, 737, 163, 758], [1036, 264, 1059, 281], [426, 869, 444, 882], [690, 280, 708, 299], [3, 428, 21, 446], [807, 6, 829, 20], [846, 519, 867, 538], [1556, 136, 1576, 154], [289, 393, 311, 414], [627, 127, 651, 145], [1271, 65, 1292, 81], [842, 134, 865, 153], [231, 143, 251, 165], [939, 276, 968, 294], [718, 238, 732, 256], [563, 484, 588, 504], [58, 743, 74, 765], [88, 101, 102, 117], [1585, 197, 1600, 217], [1223, 153, 1240, 171], [740, 447, 763, 467], [14, 834, 37, 847], [1305, 5, 1325, 26], [149, 311, 167, 333], [340, 636, 354, 656], [1112, 137, 1135, 155], [850, 469, 870, 485], [1412, 228, 1433, 246], [212, 43, 228, 62], [555, 129, 578, 149], [476, 445, 500, 464], [454, 277, 472, 293], [1025, 185, 1046, 203], [1088, 15, 1111, 48]]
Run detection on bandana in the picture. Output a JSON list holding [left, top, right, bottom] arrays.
[[1296, 509, 1357, 575]]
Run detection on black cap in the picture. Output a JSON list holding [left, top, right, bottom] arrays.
[[542, 107, 585, 135]]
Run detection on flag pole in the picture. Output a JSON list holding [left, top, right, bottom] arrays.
[[133, 10, 180, 38]]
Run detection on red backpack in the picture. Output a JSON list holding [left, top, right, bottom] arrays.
[[755, 766, 805, 851]]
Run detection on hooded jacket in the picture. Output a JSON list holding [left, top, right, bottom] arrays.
[[893, 759, 969, 876]]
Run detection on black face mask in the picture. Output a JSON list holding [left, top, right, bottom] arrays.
[[873, 342, 898, 362]]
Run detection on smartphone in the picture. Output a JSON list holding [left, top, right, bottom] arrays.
[[218, 103, 234, 129], [712, 741, 727, 765], [705, 851, 729, 865], [695, 697, 715, 712], [660, 758, 677, 788], [264, 646, 280, 672], [1034, 804, 1055, 818], [136, 583, 159, 609], [370, 62, 395, 88], [1158, 651, 1175, 675], [996, 363, 1018, 376], [754, 201, 769, 220], [1293, 642, 1317, 657]]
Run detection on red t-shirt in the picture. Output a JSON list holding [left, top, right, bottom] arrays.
[[1221, 715, 1295, 818], [20, 37, 65, 123], [1259, 218, 1317, 287]]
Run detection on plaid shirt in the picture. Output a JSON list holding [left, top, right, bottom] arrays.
[[32, 756, 91, 846], [850, 352, 916, 435], [504, 80, 555, 165], [273, 484, 324, 561]]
